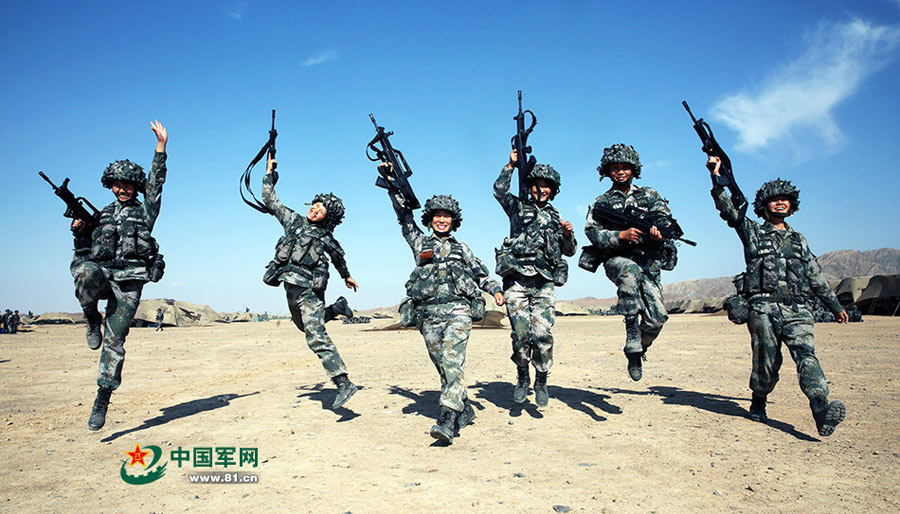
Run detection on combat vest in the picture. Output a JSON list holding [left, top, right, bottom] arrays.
[[405, 237, 480, 305], [495, 201, 568, 285], [89, 201, 159, 269], [591, 187, 671, 267], [733, 226, 814, 301], [268, 219, 336, 290]]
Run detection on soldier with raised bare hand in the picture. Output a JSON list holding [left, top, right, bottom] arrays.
[[707, 155, 848, 437], [69, 120, 168, 431], [584, 144, 679, 381], [381, 162, 505, 444], [495, 150, 576, 406], [261, 156, 360, 410]]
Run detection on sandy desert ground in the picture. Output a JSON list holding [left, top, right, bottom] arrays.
[[1, 314, 898, 513]]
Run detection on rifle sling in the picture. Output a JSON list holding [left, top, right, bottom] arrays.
[[240, 142, 278, 214]]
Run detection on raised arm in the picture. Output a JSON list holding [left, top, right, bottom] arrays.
[[494, 152, 520, 217], [144, 120, 168, 230], [388, 187, 425, 258], [261, 157, 296, 228]]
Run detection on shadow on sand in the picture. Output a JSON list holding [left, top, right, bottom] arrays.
[[295, 382, 361, 422], [598, 385, 819, 442], [101, 391, 260, 442], [469, 380, 622, 422]]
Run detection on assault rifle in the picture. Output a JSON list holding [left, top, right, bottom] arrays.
[[592, 204, 696, 246], [367, 114, 421, 210], [39, 171, 100, 230], [511, 90, 537, 200], [682, 101, 748, 216], [241, 109, 278, 214]]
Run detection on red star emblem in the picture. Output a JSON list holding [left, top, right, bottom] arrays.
[[126, 443, 150, 467]]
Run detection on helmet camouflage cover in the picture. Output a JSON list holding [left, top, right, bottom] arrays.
[[101, 160, 146, 193], [526, 164, 561, 200], [597, 143, 642, 179], [421, 194, 462, 232], [753, 178, 800, 219], [311, 192, 345, 231]]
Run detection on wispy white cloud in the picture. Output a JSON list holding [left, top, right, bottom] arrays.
[[711, 19, 900, 157], [227, 2, 248, 21], [302, 49, 339, 67]]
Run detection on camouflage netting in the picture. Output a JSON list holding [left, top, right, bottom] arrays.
[[526, 164, 561, 199], [311, 192, 345, 231], [753, 178, 800, 219], [421, 195, 462, 231], [597, 143, 642, 179], [102, 159, 147, 193]]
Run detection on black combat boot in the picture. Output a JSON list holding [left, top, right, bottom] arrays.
[[748, 394, 767, 422], [811, 397, 846, 437], [513, 366, 530, 403], [534, 371, 549, 407], [85, 309, 102, 350], [430, 407, 458, 443], [330, 374, 358, 409], [324, 297, 354, 323], [88, 387, 112, 431], [456, 398, 476, 430], [626, 353, 644, 382]]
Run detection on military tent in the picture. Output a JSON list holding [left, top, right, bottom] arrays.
[[219, 312, 253, 323], [834, 274, 900, 315], [33, 312, 84, 324], [554, 301, 590, 316], [134, 299, 223, 327]]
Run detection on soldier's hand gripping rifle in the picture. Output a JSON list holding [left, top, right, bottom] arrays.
[[367, 114, 421, 210], [241, 109, 278, 214], [593, 204, 697, 246], [39, 171, 100, 232], [682, 101, 748, 217], [511, 90, 537, 200]]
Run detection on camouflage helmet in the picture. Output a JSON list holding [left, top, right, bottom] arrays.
[[597, 143, 642, 179], [526, 164, 561, 200], [101, 160, 146, 193], [753, 178, 800, 219], [311, 192, 345, 231], [421, 194, 462, 232]]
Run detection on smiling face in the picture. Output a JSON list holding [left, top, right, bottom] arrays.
[[431, 209, 453, 233], [307, 202, 327, 223], [767, 195, 791, 218], [608, 163, 634, 184], [111, 180, 137, 202], [529, 178, 553, 203]]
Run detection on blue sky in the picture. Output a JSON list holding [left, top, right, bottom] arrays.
[[2, 0, 899, 314]]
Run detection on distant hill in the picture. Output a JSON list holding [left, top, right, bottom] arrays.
[[566, 248, 900, 307]]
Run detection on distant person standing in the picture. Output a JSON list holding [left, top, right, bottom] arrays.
[[9, 310, 20, 334], [1, 309, 8, 334], [494, 150, 576, 406], [707, 155, 848, 437], [583, 144, 679, 381], [68, 120, 169, 430], [155, 307, 164, 331], [261, 155, 360, 410]]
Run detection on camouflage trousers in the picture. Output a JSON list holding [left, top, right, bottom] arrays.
[[71, 260, 143, 390], [285, 284, 347, 378], [503, 274, 556, 373], [747, 300, 829, 402], [418, 301, 472, 412], [604, 256, 668, 354]]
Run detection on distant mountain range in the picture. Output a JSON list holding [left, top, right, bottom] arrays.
[[567, 248, 900, 307]]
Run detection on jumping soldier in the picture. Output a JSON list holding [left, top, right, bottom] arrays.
[[381, 162, 505, 444], [494, 150, 575, 406], [69, 120, 169, 430], [262, 155, 360, 410], [584, 144, 679, 381], [707, 155, 848, 437]]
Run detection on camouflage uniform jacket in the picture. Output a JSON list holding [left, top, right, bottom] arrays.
[[262, 174, 350, 290], [585, 183, 673, 272], [74, 151, 167, 282], [711, 186, 842, 314], [494, 165, 576, 284], [390, 193, 500, 305]]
